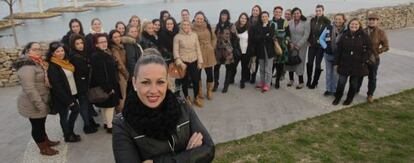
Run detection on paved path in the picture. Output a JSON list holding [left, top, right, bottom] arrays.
[[1, 28, 414, 163]]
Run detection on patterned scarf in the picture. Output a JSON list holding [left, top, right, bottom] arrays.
[[28, 54, 50, 88], [50, 56, 75, 72]]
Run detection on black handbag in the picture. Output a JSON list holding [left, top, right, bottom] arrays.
[[88, 60, 110, 103], [286, 50, 302, 66]]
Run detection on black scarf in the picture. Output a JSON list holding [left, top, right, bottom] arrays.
[[236, 24, 248, 34], [122, 90, 182, 140]]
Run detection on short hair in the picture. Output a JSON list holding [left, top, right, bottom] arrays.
[[69, 33, 86, 52], [46, 41, 67, 61], [334, 13, 347, 22], [316, 4, 325, 10], [274, 6, 283, 12], [133, 54, 167, 78], [22, 42, 39, 55], [93, 33, 108, 46]]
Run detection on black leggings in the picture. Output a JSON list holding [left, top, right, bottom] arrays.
[[289, 71, 304, 84], [29, 117, 47, 143], [180, 61, 200, 98], [273, 63, 284, 80], [199, 67, 213, 83], [213, 64, 232, 84], [240, 54, 251, 83]]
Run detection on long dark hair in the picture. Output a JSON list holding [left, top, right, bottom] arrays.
[[291, 7, 307, 21], [108, 29, 121, 48], [215, 9, 231, 34], [159, 10, 170, 21], [194, 11, 213, 40], [250, 5, 262, 18], [46, 41, 67, 62], [115, 21, 126, 35], [68, 18, 85, 36], [235, 12, 249, 33], [162, 17, 179, 34]]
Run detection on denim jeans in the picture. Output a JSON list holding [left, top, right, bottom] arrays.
[[59, 101, 80, 137], [336, 75, 360, 100], [357, 62, 379, 96], [324, 53, 339, 93], [77, 94, 91, 127]]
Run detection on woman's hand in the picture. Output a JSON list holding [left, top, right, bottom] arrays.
[[197, 63, 203, 69], [142, 160, 153, 163], [186, 132, 204, 150], [69, 102, 75, 107], [179, 63, 187, 71]]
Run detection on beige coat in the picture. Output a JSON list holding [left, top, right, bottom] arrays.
[[14, 57, 50, 118], [173, 30, 203, 66], [192, 22, 217, 68]]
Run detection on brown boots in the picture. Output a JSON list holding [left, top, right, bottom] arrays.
[[193, 96, 203, 108], [197, 81, 204, 99], [45, 135, 60, 147], [37, 141, 59, 156], [207, 82, 214, 100]]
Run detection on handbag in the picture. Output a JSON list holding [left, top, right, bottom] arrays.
[[286, 50, 302, 66], [168, 62, 186, 79], [88, 60, 110, 103], [274, 39, 283, 56]]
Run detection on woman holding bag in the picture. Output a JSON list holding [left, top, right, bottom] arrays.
[[90, 33, 121, 133], [14, 42, 60, 155], [286, 7, 310, 89]]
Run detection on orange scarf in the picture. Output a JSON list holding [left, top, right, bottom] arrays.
[[50, 56, 75, 72]]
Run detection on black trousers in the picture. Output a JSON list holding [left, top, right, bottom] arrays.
[[199, 67, 213, 83], [273, 63, 284, 81], [251, 57, 259, 82], [180, 61, 200, 98], [213, 64, 232, 84], [336, 75, 360, 100], [58, 101, 80, 137], [29, 117, 47, 143], [307, 46, 324, 70], [240, 54, 251, 83]]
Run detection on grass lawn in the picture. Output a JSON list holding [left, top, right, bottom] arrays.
[[214, 89, 414, 163]]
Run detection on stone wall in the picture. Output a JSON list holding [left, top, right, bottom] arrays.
[[327, 3, 414, 30], [0, 3, 413, 87]]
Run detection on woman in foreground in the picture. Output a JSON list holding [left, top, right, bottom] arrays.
[[112, 54, 215, 162]]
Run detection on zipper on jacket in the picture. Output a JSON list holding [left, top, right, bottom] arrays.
[[176, 121, 190, 132], [168, 135, 175, 153]]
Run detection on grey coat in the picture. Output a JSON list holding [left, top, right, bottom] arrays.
[[14, 57, 50, 119], [285, 20, 310, 75]]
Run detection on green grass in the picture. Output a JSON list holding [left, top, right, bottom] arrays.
[[214, 89, 414, 163]]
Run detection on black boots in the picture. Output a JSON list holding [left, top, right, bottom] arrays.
[[222, 68, 232, 93], [309, 69, 323, 89], [332, 93, 342, 105], [306, 63, 313, 88], [212, 82, 219, 92]]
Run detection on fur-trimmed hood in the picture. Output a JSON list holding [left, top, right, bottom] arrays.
[[13, 56, 36, 70], [122, 36, 138, 44]]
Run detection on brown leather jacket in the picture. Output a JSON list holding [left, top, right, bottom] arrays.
[[364, 27, 389, 59]]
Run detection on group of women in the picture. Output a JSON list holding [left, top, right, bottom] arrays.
[[14, 4, 380, 161]]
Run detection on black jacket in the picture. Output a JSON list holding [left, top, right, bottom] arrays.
[[69, 51, 91, 95], [335, 29, 372, 76], [158, 30, 177, 63], [48, 62, 77, 111], [140, 32, 160, 50], [122, 36, 143, 77], [308, 16, 331, 47], [90, 49, 121, 107], [112, 94, 215, 163], [252, 22, 276, 59]]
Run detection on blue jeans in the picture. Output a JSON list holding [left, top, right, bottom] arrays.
[[357, 62, 379, 96], [59, 101, 80, 137], [324, 53, 338, 93], [77, 94, 91, 127], [336, 75, 360, 100]]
